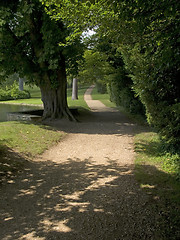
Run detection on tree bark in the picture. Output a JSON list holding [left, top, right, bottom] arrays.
[[39, 63, 76, 121], [19, 78, 24, 91], [72, 78, 78, 100]]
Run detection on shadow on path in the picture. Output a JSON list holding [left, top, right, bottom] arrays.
[[44, 108, 149, 137], [0, 155, 160, 240]]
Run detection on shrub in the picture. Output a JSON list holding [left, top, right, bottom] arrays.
[[96, 81, 107, 94], [108, 67, 145, 115], [0, 81, 30, 101], [0, 89, 12, 100], [117, 0, 180, 146]]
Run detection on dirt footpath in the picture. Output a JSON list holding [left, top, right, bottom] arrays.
[[0, 86, 159, 240]]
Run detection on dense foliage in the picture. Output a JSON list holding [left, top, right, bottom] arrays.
[[96, 35, 145, 115], [78, 49, 112, 93], [114, 0, 180, 146], [78, 35, 145, 115], [88, 0, 180, 146], [0, 81, 30, 101]]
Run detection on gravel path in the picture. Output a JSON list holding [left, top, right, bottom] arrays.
[[0, 86, 159, 240]]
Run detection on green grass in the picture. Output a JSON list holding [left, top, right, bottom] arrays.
[[0, 121, 64, 157], [25, 85, 41, 98], [134, 132, 180, 192], [134, 131, 180, 239], [67, 85, 89, 109], [0, 121, 64, 183], [1, 98, 43, 105], [91, 87, 116, 108]]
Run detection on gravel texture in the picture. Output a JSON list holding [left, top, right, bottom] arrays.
[[0, 86, 160, 240]]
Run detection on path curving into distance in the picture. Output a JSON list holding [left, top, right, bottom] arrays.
[[0, 86, 159, 240], [84, 85, 112, 112]]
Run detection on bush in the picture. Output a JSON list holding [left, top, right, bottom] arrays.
[[0, 89, 12, 100], [117, 0, 180, 146], [108, 67, 145, 115], [0, 82, 30, 101], [120, 42, 180, 146], [162, 152, 180, 181], [96, 81, 107, 94]]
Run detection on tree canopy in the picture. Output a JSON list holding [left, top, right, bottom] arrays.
[[0, 0, 84, 119]]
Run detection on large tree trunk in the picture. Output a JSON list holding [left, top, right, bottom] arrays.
[[39, 64, 75, 121]]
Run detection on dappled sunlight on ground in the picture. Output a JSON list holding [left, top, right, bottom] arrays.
[[0, 156, 158, 240]]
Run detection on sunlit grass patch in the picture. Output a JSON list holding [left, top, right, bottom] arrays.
[[0, 121, 65, 183], [1, 98, 43, 105], [0, 121, 64, 157], [135, 132, 180, 180]]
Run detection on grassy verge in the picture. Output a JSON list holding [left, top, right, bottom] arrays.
[[0, 98, 43, 105], [0, 121, 64, 157], [134, 132, 180, 239], [0, 121, 64, 183], [67, 85, 89, 109]]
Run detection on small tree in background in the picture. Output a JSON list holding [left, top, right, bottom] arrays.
[[78, 50, 112, 93]]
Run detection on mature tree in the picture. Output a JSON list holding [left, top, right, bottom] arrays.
[[0, 0, 84, 120]]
